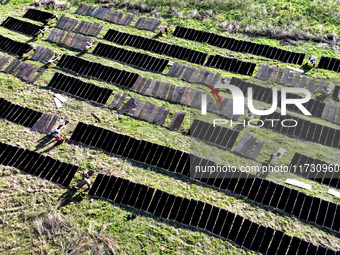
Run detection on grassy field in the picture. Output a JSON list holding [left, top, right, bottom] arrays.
[[36, 0, 340, 37], [0, 0, 339, 254]]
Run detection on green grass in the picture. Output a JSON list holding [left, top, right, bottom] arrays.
[[39, 0, 340, 37], [0, 1, 339, 254], [1, 75, 339, 252], [0, 167, 252, 254], [1, 122, 340, 253]]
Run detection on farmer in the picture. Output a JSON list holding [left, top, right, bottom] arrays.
[[30, 44, 37, 52], [159, 27, 163, 36], [82, 171, 92, 189], [45, 14, 59, 23], [269, 152, 282, 163], [52, 128, 61, 135], [47, 51, 62, 66], [35, 28, 47, 38], [52, 119, 66, 135], [246, 112, 255, 121], [164, 26, 169, 35], [308, 55, 317, 67], [83, 41, 93, 52], [75, 171, 92, 190]]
